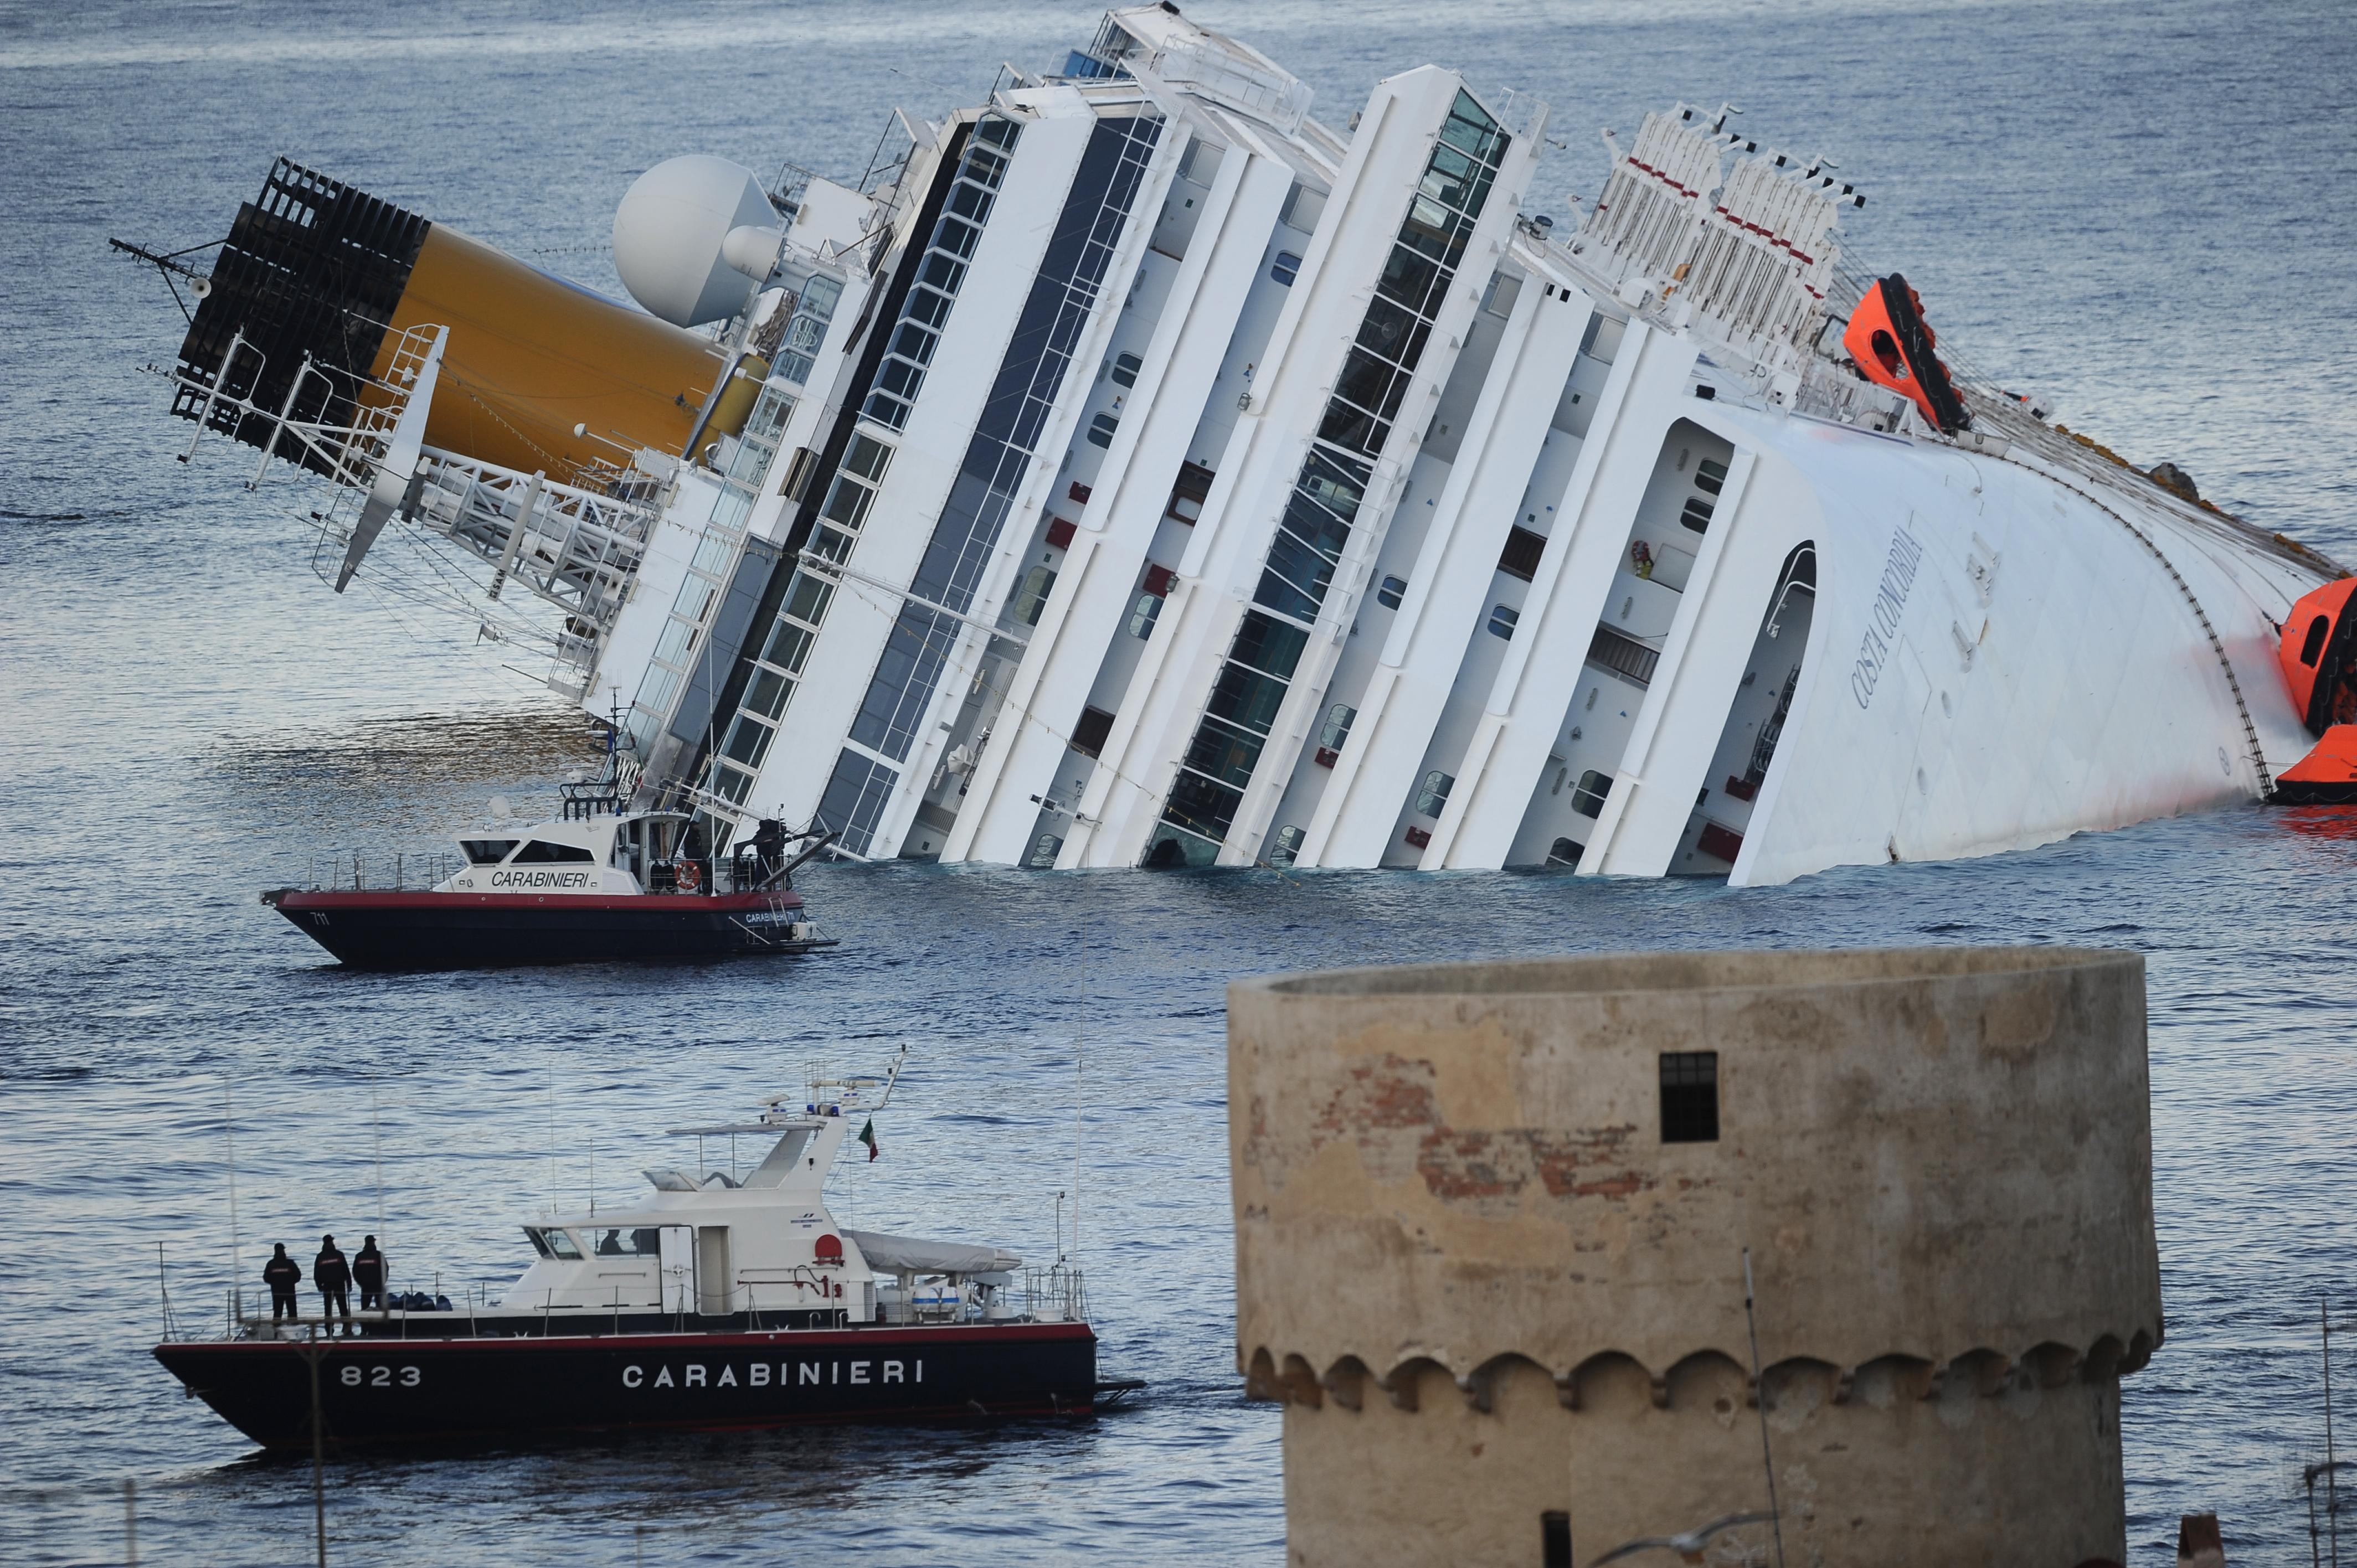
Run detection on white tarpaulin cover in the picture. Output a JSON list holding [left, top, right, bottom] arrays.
[[844, 1229, 1021, 1276]]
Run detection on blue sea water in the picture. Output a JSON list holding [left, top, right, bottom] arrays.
[[2, 0, 2353, 1561]]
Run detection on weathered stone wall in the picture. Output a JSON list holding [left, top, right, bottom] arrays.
[[1230, 948, 2158, 1566]]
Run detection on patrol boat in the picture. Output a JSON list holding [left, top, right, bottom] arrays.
[[153, 1064, 1131, 1448], [262, 751, 839, 968]]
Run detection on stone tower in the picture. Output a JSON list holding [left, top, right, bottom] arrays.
[[1229, 948, 2162, 1566]]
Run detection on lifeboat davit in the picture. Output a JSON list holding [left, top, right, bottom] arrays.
[[2272, 576, 2357, 803], [1844, 272, 1972, 435]]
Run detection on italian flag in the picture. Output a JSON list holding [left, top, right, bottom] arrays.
[[857, 1119, 879, 1161]]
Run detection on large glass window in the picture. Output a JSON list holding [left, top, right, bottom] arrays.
[[1154, 90, 1507, 864], [822, 113, 1164, 854], [863, 116, 1022, 431]]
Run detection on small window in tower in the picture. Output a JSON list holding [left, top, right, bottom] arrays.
[[1270, 250, 1302, 287], [1088, 412, 1120, 448], [1660, 1051, 1719, 1143], [1110, 351, 1143, 389], [1546, 837, 1583, 868], [1028, 833, 1064, 869], [1269, 823, 1305, 867], [1376, 574, 1408, 610], [1695, 457, 1730, 496], [1680, 495, 1715, 533], [1488, 604, 1519, 640], [1542, 1511, 1573, 1568]]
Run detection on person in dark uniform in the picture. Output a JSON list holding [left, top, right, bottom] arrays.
[[353, 1235, 386, 1313], [263, 1244, 302, 1322], [314, 1235, 352, 1334]]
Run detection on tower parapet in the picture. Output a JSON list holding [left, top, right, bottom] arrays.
[[1229, 947, 2160, 1566]]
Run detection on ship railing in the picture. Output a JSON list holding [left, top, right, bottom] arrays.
[[1023, 1265, 1087, 1324], [301, 850, 463, 892]]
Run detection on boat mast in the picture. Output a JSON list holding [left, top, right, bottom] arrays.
[[223, 1078, 243, 1325]]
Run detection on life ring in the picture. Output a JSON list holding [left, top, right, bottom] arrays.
[[674, 858, 702, 893]]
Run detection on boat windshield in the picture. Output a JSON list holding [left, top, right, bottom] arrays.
[[523, 1226, 582, 1260], [461, 838, 518, 865]]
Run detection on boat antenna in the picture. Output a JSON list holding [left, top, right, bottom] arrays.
[[2328, 1293, 2341, 1568], [548, 1072, 559, 1219], [1073, 943, 1087, 1281], [876, 1043, 908, 1110], [370, 1087, 387, 1245], [223, 1078, 243, 1323]]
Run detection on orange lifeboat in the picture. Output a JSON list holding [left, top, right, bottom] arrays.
[[2276, 726, 2357, 805], [2277, 577, 2357, 733], [1843, 273, 1972, 435], [2272, 576, 2357, 803]]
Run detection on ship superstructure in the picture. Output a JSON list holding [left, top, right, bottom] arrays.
[[130, 6, 2345, 884]]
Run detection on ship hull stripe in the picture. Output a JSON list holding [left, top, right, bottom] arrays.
[[155, 1324, 1099, 1448]]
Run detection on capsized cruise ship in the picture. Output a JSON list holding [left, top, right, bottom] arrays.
[[126, 5, 2351, 884]]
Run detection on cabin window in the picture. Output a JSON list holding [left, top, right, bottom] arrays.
[[461, 839, 518, 865], [1695, 457, 1729, 496], [1015, 565, 1057, 626], [1087, 412, 1120, 448], [1319, 703, 1356, 751], [511, 840, 595, 863], [1270, 250, 1302, 286], [593, 1227, 662, 1257], [1376, 574, 1408, 610], [1497, 525, 1547, 582], [1571, 770, 1613, 818], [524, 1226, 583, 1260], [1680, 496, 1715, 533], [1269, 823, 1305, 866], [1414, 770, 1454, 817], [1546, 837, 1583, 868], [1488, 604, 1519, 640], [722, 715, 774, 770], [2302, 615, 2332, 666], [744, 668, 791, 721], [1029, 833, 1063, 868], [1128, 592, 1162, 639], [1166, 461, 1215, 524], [1110, 351, 1143, 389], [1071, 705, 1116, 759], [1659, 1052, 1720, 1143]]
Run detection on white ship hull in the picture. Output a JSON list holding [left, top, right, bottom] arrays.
[[143, 8, 2339, 884]]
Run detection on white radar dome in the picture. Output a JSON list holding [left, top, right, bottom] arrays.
[[613, 155, 780, 327]]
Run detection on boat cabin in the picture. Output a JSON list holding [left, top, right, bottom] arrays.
[[475, 1092, 1027, 1332]]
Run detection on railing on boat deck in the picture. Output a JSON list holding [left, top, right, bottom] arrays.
[[301, 850, 462, 891], [293, 850, 792, 897], [203, 1268, 1087, 1341]]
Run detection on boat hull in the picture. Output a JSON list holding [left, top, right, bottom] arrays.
[[261, 889, 831, 969], [155, 1322, 1100, 1448]]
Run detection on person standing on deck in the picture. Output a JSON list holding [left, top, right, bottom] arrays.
[[314, 1235, 352, 1334], [353, 1235, 386, 1313], [263, 1244, 301, 1322]]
